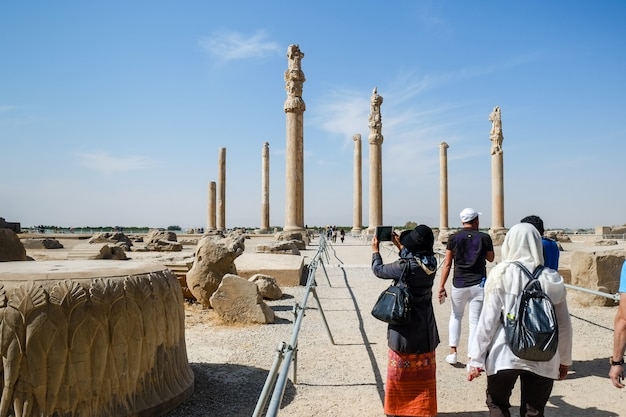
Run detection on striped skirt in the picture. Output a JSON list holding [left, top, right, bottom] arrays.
[[384, 349, 437, 417]]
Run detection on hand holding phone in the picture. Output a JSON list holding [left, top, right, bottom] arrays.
[[375, 226, 393, 241]]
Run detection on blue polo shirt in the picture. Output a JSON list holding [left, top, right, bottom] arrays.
[[542, 237, 560, 270], [619, 261, 626, 293]]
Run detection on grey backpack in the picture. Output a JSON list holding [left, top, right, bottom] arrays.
[[503, 261, 559, 361]]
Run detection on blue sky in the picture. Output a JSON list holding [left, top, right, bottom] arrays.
[[1, 1, 625, 231]]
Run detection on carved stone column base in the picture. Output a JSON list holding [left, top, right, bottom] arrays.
[[0, 260, 194, 417]]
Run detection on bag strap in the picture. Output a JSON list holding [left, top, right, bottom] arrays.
[[503, 261, 545, 323], [512, 261, 544, 280], [512, 261, 545, 294], [391, 259, 411, 288], [399, 259, 410, 283]]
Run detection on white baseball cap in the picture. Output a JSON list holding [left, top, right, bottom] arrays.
[[460, 208, 481, 223]]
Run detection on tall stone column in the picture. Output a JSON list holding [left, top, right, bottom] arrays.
[[439, 141, 449, 235], [368, 88, 384, 233], [207, 181, 216, 231], [283, 44, 306, 232], [489, 106, 505, 231], [260, 142, 270, 232], [352, 134, 363, 234], [217, 147, 226, 232]]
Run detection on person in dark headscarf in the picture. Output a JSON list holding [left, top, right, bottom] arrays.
[[371, 225, 440, 417]]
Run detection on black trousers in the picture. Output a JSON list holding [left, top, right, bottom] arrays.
[[486, 369, 554, 417]]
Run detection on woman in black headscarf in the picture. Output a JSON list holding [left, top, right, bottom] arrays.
[[371, 225, 440, 417]]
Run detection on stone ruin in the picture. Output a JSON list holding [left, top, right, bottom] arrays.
[[0, 259, 194, 417], [184, 231, 281, 324], [140, 229, 182, 252], [21, 237, 64, 249], [570, 249, 625, 306], [185, 231, 245, 308], [210, 274, 275, 324], [0, 228, 27, 261]]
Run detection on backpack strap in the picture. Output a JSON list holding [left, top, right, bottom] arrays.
[[503, 262, 546, 324], [512, 261, 544, 280], [512, 262, 545, 294]]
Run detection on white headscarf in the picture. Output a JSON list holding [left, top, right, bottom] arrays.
[[500, 222, 544, 266], [484, 223, 544, 301]]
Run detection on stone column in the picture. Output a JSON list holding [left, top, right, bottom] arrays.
[[207, 181, 216, 231], [489, 106, 505, 231], [368, 88, 384, 233], [283, 44, 306, 231], [260, 142, 270, 232], [352, 134, 363, 235], [217, 147, 226, 232], [439, 141, 449, 234]]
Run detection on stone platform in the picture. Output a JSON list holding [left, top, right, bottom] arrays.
[[235, 253, 305, 286], [0, 260, 194, 417]]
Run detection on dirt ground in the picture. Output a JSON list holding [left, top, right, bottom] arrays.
[[23, 234, 626, 416]]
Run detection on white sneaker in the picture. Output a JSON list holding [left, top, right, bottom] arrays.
[[445, 352, 458, 365]]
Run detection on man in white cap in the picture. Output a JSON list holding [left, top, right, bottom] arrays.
[[438, 208, 495, 365]]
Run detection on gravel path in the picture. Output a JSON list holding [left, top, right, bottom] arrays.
[[163, 236, 625, 417]]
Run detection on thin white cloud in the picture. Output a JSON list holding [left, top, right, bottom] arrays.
[[313, 52, 538, 148], [311, 89, 370, 141], [75, 151, 155, 175], [198, 30, 281, 62], [311, 77, 446, 150]]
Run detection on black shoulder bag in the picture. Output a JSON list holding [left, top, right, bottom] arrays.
[[371, 260, 412, 325]]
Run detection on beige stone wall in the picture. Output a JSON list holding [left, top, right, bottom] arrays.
[[570, 250, 625, 306]]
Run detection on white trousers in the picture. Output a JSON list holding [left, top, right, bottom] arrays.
[[448, 283, 484, 351]]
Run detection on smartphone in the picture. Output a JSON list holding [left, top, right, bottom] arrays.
[[375, 226, 393, 241]]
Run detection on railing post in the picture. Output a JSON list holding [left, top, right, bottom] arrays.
[[256, 234, 336, 417]]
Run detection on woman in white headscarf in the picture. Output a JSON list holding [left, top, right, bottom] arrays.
[[467, 223, 572, 417]]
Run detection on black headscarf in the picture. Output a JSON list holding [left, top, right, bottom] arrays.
[[399, 224, 435, 256]]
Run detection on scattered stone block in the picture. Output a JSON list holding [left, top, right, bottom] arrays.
[[255, 240, 300, 255], [88, 232, 133, 249], [144, 241, 182, 252], [570, 250, 624, 306], [249, 274, 283, 300], [235, 253, 305, 287], [209, 274, 274, 324], [0, 228, 27, 261], [67, 243, 127, 260], [186, 232, 245, 308], [275, 231, 307, 249], [21, 238, 64, 249], [145, 229, 178, 243]]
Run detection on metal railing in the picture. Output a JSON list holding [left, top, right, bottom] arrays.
[[602, 234, 626, 241], [564, 283, 620, 303], [252, 235, 335, 417]]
